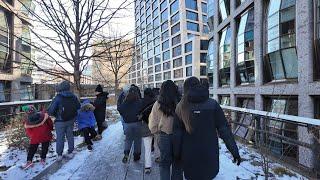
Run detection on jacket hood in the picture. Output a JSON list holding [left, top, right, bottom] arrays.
[[80, 100, 95, 112], [26, 112, 44, 125], [56, 81, 71, 92], [187, 86, 209, 103], [59, 91, 75, 97]]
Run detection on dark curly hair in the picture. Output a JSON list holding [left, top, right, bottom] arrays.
[[158, 80, 179, 116]]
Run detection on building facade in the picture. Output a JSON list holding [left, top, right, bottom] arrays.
[[92, 40, 133, 94], [129, 0, 209, 90], [0, 0, 34, 102], [207, 0, 320, 169]]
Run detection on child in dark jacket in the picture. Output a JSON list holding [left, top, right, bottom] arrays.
[[76, 99, 97, 151], [22, 105, 53, 169]]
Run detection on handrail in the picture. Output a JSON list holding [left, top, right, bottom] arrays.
[[221, 105, 320, 126], [0, 97, 96, 107]]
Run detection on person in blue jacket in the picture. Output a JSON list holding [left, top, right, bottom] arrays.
[[77, 99, 97, 151]]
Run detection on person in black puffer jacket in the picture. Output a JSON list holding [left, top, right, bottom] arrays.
[[118, 86, 142, 163], [93, 84, 109, 136], [174, 77, 241, 180], [139, 88, 156, 174]]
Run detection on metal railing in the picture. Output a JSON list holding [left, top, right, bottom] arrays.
[[221, 105, 320, 178]]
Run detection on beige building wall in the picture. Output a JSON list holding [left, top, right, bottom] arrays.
[[92, 40, 133, 94]]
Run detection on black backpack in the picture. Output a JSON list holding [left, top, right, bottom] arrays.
[[60, 97, 78, 121]]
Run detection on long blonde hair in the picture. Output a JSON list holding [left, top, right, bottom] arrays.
[[176, 77, 200, 133]]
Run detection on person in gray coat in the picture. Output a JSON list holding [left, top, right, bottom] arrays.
[[47, 81, 80, 161]]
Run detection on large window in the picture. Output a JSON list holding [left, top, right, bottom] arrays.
[[219, 0, 230, 22], [264, 97, 298, 159], [172, 34, 181, 46], [154, 54, 161, 64], [155, 73, 162, 81], [171, 12, 179, 24], [21, 25, 32, 75], [200, 53, 207, 63], [187, 22, 199, 32], [173, 57, 182, 68], [0, 10, 10, 70], [162, 30, 169, 41], [163, 71, 171, 80], [207, 38, 215, 87], [160, 0, 167, 11], [20, 0, 36, 16], [219, 26, 231, 86], [186, 11, 198, 21], [174, 68, 183, 78], [0, 81, 10, 102], [234, 97, 255, 139], [155, 64, 161, 72], [200, 66, 207, 76], [201, 2, 207, 14], [266, 0, 298, 81], [185, 0, 197, 10], [185, 41, 192, 53], [163, 50, 170, 61], [185, 54, 192, 65], [186, 66, 192, 76], [171, 23, 180, 35], [161, 9, 168, 22], [237, 8, 254, 84], [172, 45, 181, 57], [208, 0, 214, 30], [200, 40, 208, 50], [162, 40, 169, 50], [170, 0, 179, 14]]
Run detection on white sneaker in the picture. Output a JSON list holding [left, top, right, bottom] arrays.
[[56, 155, 63, 162], [64, 152, 75, 159]]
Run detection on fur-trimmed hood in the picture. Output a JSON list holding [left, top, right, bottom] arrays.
[[80, 99, 95, 112]]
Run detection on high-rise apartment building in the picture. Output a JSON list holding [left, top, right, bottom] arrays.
[[129, 0, 209, 90], [207, 0, 320, 169], [0, 0, 34, 102]]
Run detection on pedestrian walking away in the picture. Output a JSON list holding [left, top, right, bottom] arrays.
[[77, 99, 97, 151], [22, 105, 53, 169], [47, 81, 80, 161], [117, 86, 143, 163], [149, 80, 183, 180], [117, 85, 131, 133], [93, 84, 109, 137], [138, 88, 156, 174], [174, 77, 241, 180]]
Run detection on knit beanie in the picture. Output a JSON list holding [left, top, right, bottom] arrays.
[[95, 84, 103, 93]]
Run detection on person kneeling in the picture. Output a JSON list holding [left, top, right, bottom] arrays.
[[77, 100, 97, 151], [22, 105, 53, 169]]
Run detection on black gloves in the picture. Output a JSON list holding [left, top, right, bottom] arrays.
[[233, 156, 242, 166]]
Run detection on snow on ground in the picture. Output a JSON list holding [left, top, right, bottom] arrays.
[[48, 122, 123, 180], [0, 133, 84, 180], [217, 140, 307, 179]]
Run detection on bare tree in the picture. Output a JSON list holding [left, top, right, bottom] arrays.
[[2, 0, 133, 96], [92, 31, 134, 97]]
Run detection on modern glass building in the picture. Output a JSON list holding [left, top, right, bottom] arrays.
[[207, 0, 320, 170], [129, 0, 209, 90]]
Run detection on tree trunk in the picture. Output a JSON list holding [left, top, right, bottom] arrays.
[[114, 76, 119, 100]]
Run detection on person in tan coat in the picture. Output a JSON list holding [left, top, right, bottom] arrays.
[[148, 80, 183, 180]]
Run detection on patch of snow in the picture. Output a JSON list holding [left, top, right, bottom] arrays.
[[217, 140, 307, 179]]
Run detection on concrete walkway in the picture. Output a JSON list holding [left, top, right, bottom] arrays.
[[48, 122, 159, 180]]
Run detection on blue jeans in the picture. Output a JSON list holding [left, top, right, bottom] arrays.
[[158, 132, 183, 180], [55, 120, 74, 156], [124, 122, 142, 156]]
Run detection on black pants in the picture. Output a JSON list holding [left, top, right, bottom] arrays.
[[27, 141, 50, 161], [97, 121, 107, 135], [82, 127, 97, 146]]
